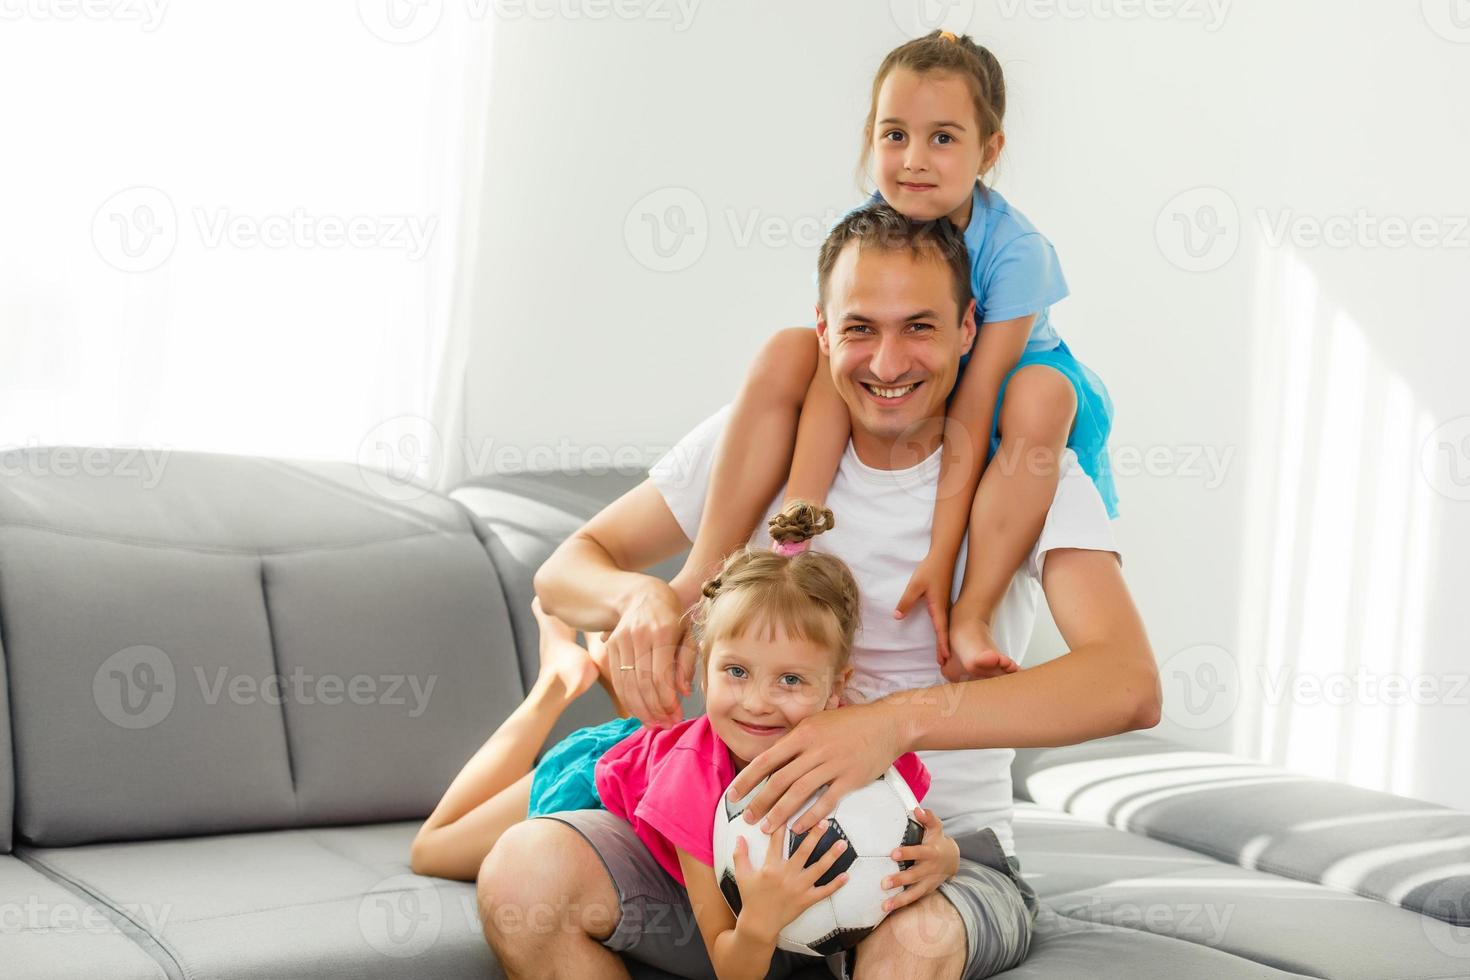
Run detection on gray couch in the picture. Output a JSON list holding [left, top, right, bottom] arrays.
[[0, 450, 1466, 979]]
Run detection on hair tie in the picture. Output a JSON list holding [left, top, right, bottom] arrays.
[[939, 30, 958, 42], [772, 539, 810, 558]]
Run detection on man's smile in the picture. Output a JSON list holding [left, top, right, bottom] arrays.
[[860, 380, 922, 405]]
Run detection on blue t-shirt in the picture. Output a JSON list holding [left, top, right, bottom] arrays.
[[866, 183, 1067, 353]]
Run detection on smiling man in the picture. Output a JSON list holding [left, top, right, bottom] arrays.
[[488, 205, 1161, 980]]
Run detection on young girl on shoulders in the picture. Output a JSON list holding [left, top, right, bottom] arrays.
[[667, 31, 1118, 688]]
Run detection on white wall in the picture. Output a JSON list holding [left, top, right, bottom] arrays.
[[460, 1, 1470, 809]]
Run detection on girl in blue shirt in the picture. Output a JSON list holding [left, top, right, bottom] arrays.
[[666, 31, 1117, 690]]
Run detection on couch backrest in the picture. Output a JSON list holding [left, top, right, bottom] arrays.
[[0, 448, 524, 847], [452, 471, 696, 749]]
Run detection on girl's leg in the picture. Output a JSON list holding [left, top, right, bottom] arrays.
[[409, 599, 604, 881], [668, 327, 820, 607], [948, 366, 1077, 675], [783, 349, 851, 506]]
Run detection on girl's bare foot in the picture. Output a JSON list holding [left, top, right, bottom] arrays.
[[582, 629, 629, 718], [530, 597, 599, 702]]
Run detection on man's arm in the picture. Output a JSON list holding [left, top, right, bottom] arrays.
[[533, 478, 697, 726], [896, 547, 1160, 751], [534, 479, 690, 630], [730, 547, 1161, 833]]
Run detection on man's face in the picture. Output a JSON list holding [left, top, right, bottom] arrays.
[[816, 243, 976, 467]]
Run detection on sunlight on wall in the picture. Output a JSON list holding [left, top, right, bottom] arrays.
[[1233, 245, 1438, 794]]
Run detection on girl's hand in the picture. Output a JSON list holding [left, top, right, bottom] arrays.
[[731, 819, 851, 944], [882, 807, 960, 913], [893, 553, 955, 665]]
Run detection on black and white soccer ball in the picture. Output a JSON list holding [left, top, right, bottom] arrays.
[[711, 766, 924, 957]]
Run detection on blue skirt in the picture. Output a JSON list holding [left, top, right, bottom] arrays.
[[526, 716, 641, 818], [958, 339, 1119, 519]]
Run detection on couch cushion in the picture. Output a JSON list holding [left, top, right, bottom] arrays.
[[0, 450, 524, 845], [15, 822, 499, 980], [1014, 733, 1470, 929], [452, 472, 697, 747], [1012, 803, 1470, 979], [0, 852, 167, 979]]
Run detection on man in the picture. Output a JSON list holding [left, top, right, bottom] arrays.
[[482, 205, 1161, 980]]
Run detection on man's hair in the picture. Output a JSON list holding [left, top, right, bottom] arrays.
[[815, 204, 973, 315]]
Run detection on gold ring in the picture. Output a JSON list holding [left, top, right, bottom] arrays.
[[619, 665, 637, 671]]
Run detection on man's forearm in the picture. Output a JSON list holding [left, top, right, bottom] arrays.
[[886, 643, 1162, 753], [533, 532, 660, 634]]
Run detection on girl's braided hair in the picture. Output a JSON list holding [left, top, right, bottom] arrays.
[[690, 501, 861, 678]]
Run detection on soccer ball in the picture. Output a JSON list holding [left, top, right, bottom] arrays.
[[711, 767, 924, 957]]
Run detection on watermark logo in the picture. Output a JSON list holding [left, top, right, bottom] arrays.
[[0, 0, 169, 30], [358, 0, 444, 43], [1422, 879, 1470, 957], [92, 187, 437, 272], [995, 0, 1231, 30], [0, 443, 171, 488], [1422, 0, 1470, 43], [889, 0, 976, 34], [1257, 667, 1470, 708], [624, 187, 707, 272], [93, 186, 178, 273], [1156, 186, 1239, 272], [1422, 416, 1470, 502], [359, 875, 443, 958], [1257, 209, 1470, 251], [357, 414, 445, 502], [1160, 643, 1239, 730], [93, 645, 177, 730]]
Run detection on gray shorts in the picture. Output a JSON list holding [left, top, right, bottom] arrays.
[[536, 809, 1037, 980]]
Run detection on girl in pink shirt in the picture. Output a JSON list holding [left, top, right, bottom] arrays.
[[412, 501, 957, 972]]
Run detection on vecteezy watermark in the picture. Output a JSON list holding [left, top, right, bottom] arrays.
[[1109, 443, 1235, 489], [92, 647, 439, 730], [1256, 209, 1470, 251], [1073, 896, 1236, 945], [0, 896, 173, 935], [93, 186, 178, 273], [1160, 644, 1240, 730], [92, 186, 438, 272], [1155, 186, 1240, 273], [357, 0, 700, 44], [624, 187, 708, 273], [1421, 416, 1470, 502], [0, 0, 168, 30], [356, 414, 670, 501], [1256, 666, 1470, 708], [0, 442, 171, 488], [1422, 878, 1470, 958], [995, 0, 1231, 31], [889, 0, 976, 35], [194, 667, 438, 718], [1422, 0, 1470, 43], [359, 875, 443, 958]]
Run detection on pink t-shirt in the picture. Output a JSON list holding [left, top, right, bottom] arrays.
[[594, 714, 932, 885]]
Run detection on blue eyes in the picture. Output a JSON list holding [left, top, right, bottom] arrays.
[[722, 666, 803, 686]]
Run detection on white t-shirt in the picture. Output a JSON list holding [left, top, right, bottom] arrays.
[[648, 405, 1118, 853]]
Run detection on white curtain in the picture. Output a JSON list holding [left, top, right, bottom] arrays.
[[0, 2, 493, 493]]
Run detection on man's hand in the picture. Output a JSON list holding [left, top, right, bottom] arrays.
[[602, 577, 696, 727], [725, 701, 904, 835]]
